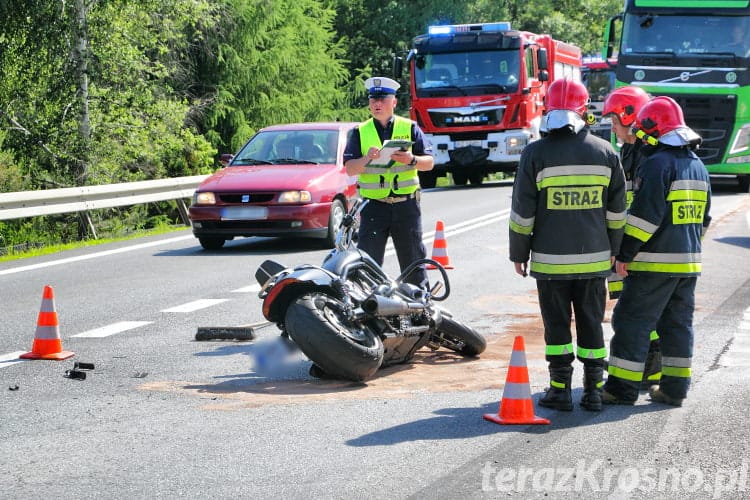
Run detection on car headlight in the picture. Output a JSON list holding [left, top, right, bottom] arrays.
[[278, 190, 312, 203], [194, 192, 216, 205]]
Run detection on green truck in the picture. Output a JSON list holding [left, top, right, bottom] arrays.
[[603, 0, 750, 191]]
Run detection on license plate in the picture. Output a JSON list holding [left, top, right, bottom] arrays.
[[454, 140, 483, 149], [221, 206, 269, 220]]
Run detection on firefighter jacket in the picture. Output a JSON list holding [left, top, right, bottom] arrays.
[[618, 144, 711, 275], [621, 141, 644, 209], [509, 128, 627, 279], [357, 117, 419, 199]]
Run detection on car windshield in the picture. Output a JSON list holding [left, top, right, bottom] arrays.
[[231, 130, 339, 165]]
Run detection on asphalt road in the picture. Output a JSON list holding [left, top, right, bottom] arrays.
[[1, 179, 748, 499]]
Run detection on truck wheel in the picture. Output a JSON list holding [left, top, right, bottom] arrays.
[[285, 292, 384, 381], [452, 171, 468, 185], [418, 170, 437, 189], [469, 172, 484, 186]]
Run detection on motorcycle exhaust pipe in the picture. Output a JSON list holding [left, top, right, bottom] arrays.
[[362, 294, 425, 316]]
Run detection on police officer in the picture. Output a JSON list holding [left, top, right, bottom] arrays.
[[602, 86, 662, 389], [343, 77, 434, 287], [510, 79, 627, 412], [602, 96, 712, 406]]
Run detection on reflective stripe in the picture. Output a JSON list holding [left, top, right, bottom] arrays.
[[536, 165, 612, 187], [550, 380, 567, 389], [546, 343, 574, 356], [609, 355, 645, 373], [646, 371, 662, 381], [669, 179, 710, 194], [667, 190, 709, 202], [577, 346, 607, 359], [624, 214, 659, 241], [510, 210, 535, 229], [531, 250, 612, 274], [662, 356, 691, 368], [501, 381, 532, 400], [358, 177, 419, 190], [632, 252, 701, 264], [662, 366, 692, 378], [608, 365, 643, 382], [627, 261, 702, 273], [607, 209, 627, 229], [628, 252, 702, 273], [650, 330, 659, 341], [531, 260, 612, 274], [533, 250, 612, 265]]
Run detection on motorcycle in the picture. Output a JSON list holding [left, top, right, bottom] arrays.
[[255, 199, 486, 382]]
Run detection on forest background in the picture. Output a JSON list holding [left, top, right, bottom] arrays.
[[0, 0, 620, 249]]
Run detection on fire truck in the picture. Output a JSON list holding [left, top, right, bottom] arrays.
[[395, 22, 582, 187], [582, 56, 617, 140]]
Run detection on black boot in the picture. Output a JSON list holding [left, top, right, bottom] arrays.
[[581, 364, 603, 411], [641, 339, 662, 390], [539, 365, 573, 411]]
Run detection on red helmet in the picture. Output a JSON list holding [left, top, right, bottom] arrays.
[[635, 96, 687, 137], [602, 86, 650, 126], [545, 79, 589, 114]]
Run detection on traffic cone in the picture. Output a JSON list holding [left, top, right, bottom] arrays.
[[426, 220, 454, 270], [483, 335, 550, 425], [20, 285, 74, 360]]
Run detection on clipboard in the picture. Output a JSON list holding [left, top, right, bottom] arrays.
[[367, 139, 413, 167]]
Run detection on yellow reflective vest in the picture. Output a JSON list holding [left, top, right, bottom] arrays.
[[358, 117, 419, 199]]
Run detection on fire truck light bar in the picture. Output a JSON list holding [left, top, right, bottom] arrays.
[[427, 22, 512, 36]]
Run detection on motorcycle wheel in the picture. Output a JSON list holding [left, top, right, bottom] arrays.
[[433, 316, 487, 356], [285, 292, 384, 382]]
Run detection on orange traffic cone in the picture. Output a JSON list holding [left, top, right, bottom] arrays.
[[484, 335, 550, 425], [20, 285, 74, 360], [426, 220, 454, 270]]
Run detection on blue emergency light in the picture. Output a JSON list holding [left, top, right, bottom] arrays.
[[428, 22, 511, 36]]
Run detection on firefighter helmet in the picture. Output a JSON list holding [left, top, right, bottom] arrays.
[[635, 96, 701, 146], [602, 86, 650, 126], [542, 79, 589, 132], [545, 79, 589, 114]]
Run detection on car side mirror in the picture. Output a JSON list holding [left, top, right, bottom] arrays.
[[219, 153, 234, 167]]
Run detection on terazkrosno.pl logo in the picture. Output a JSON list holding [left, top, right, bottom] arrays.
[[480, 460, 749, 498]]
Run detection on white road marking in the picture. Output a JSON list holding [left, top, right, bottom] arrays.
[[0, 351, 27, 368], [72, 321, 153, 338], [232, 284, 261, 293], [161, 298, 229, 313], [0, 235, 195, 276]]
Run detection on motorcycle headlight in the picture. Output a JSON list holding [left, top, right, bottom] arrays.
[[278, 190, 312, 203], [194, 192, 216, 205]]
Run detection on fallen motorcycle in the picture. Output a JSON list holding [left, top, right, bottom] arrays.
[[255, 199, 486, 382]]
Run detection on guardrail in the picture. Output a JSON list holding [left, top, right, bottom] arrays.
[[0, 175, 208, 238]]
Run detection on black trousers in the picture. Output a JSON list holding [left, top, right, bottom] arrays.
[[357, 197, 428, 287], [536, 278, 607, 368]]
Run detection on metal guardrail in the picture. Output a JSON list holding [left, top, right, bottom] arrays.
[[0, 175, 208, 238]]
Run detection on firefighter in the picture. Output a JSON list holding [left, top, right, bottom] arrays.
[[602, 96, 712, 406], [602, 86, 662, 390], [343, 77, 434, 288], [509, 79, 627, 412]]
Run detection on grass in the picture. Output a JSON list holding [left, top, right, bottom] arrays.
[[0, 224, 189, 263]]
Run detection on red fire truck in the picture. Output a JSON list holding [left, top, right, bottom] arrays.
[[397, 22, 582, 187], [582, 56, 617, 140]]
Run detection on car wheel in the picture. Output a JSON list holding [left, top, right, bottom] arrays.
[[324, 199, 345, 248], [198, 237, 225, 250]]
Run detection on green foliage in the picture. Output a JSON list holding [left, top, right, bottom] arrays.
[[0, 0, 624, 252]]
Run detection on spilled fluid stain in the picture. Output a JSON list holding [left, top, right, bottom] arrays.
[[142, 291, 617, 410]]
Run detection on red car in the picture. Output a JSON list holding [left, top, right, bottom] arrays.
[[188, 122, 360, 250]]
